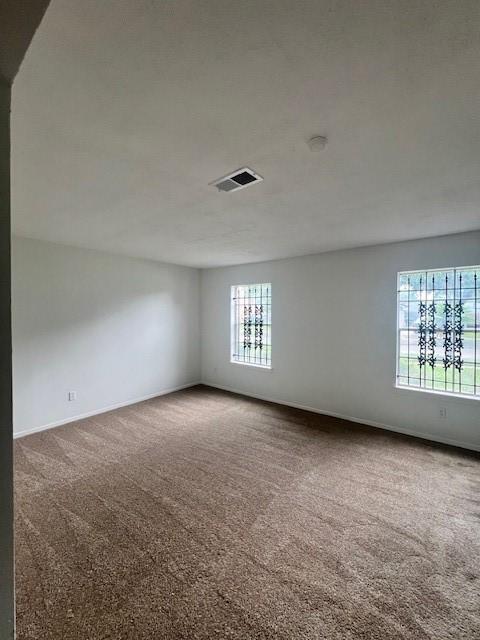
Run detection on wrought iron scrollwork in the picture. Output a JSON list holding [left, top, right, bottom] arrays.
[[453, 301, 464, 372], [442, 309, 453, 369], [243, 305, 252, 350], [453, 274, 464, 372], [442, 273, 453, 370], [418, 299, 427, 368], [233, 283, 271, 367], [399, 267, 478, 396], [427, 301, 436, 368], [442, 274, 464, 372], [418, 300, 436, 369], [254, 304, 264, 351]]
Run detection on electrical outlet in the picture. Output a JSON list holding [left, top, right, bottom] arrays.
[[68, 391, 76, 401], [439, 407, 447, 419]]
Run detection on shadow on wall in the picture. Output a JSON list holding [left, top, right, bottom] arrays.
[[11, 236, 200, 434]]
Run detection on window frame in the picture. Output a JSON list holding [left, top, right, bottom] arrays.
[[230, 283, 272, 370], [395, 265, 480, 401]]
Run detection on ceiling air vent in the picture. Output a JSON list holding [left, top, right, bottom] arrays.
[[211, 167, 263, 193]]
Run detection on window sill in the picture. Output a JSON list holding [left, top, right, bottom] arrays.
[[394, 383, 480, 403], [230, 360, 272, 371]]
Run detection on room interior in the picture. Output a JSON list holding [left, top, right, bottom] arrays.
[[2, 1, 480, 639]]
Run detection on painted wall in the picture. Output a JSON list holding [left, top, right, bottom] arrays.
[[201, 231, 480, 451], [12, 236, 200, 435], [0, 79, 14, 640], [2, 4, 52, 635]]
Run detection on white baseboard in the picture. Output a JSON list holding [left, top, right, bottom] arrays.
[[201, 381, 480, 453], [14, 379, 479, 453], [13, 381, 201, 439]]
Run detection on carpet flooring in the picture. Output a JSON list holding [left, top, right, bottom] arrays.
[[15, 385, 480, 639]]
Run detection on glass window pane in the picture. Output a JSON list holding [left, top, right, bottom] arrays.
[[231, 283, 272, 368], [397, 266, 479, 398]]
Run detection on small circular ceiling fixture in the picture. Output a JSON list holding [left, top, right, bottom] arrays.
[[307, 135, 328, 152]]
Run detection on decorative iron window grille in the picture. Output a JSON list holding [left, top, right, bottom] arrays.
[[231, 283, 271, 368], [397, 266, 479, 397]]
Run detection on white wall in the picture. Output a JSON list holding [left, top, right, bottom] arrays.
[[12, 237, 200, 436], [201, 231, 480, 451], [13, 232, 479, 449]]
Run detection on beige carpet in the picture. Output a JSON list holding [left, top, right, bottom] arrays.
[[15, 385, 480, 639]]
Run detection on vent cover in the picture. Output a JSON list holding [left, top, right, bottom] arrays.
[[211, 167, 263, 193]]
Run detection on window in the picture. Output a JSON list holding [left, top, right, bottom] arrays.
[[231, 283, 271, 368], [397, 266, 479, 398]]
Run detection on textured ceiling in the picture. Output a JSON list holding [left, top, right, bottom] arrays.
[[12, 0, 480, 267]]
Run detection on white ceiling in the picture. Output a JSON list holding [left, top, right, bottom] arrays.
[[12, 0, 480, 268]]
